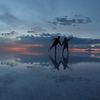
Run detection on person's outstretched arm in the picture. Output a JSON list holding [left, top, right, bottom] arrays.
[[61, 41, 63, 46], [68, 37, 73, 41], [59, 39, 62, 46]]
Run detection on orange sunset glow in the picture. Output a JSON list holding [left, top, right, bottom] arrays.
[[0, 44, 44, 51], [0, 44, 44, 55], [70, 48, 100, 53]]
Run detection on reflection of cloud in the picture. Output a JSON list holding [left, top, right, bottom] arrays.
[[1, 62, 16, 67], [14, 51, 100, 66], [15, 54, 49, 64], [69, 52, 100, 65], [27, 62, 50, 68], [0, 49, 100, 70]]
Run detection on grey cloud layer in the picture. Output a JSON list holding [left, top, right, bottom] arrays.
[[27, 27, 46, 34], [15, 33, 100, 49], [16, 33, 61, 45], [48, 16, 91, 26], [1, 31, 17, 36]]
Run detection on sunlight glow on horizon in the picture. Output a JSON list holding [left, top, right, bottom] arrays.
[[0, 44, 44, 51], [0, 47, 44, 55], [1, 47, 100, 54], [70, 48, 100, 53]]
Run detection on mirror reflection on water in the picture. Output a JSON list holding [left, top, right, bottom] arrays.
[[0, 50, 100, 100]]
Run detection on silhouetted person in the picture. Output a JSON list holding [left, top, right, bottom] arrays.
[[62, 37, 73, 55], [49, 55, 61, 70], [61, 54, 72, 70], [49, 36, 61, 54]]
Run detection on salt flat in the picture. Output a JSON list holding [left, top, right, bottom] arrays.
[[0, 52, 100, 100]]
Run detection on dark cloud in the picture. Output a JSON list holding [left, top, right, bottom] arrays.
[[27, 27, 46, 34], [1, 31, 17, 36], [52, 27, 56, 29], [75, 14, 82, 17], [69, 37, 100, 49], [16, 35, 49, 45], [27, 31, 36, 33], [15, 33, 100, 50], [69, 37, 100, 45], [48, 21, 58, 25], [40, 33, 51, 37], [15, 33, 61, 46], [57, 17, 76, 25], [85, 17, 91, 24], [48, 15, 91, 26], [77, 19, 84, 24], [40, 33, 61, 37]]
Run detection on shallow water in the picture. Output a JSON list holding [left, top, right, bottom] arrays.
[[0, 51, 100, 100]]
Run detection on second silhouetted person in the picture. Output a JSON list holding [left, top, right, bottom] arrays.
[[62, 37, 73, 55]]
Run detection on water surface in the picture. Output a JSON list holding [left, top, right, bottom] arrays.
[[0, 51, 100, 100]]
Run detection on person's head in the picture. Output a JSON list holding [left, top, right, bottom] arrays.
[[64, 37, 67, 40], [58, 36, 60, 38]]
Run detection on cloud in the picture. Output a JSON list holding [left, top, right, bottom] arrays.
[[70, 37, 100, 45], [16, 35, 49, 45], [0, 12, 22, 27], [27, 27, 46, 34], [15, 33, 61, 45], [15, 34, 100, 50], [69, 37, 100, 49], [48, 21, 58, 25], [52, 27, 56, 29], [27, 31, 36, 33], [75, 14, 82, 17], [1, 31, 17, 36], [48, 15, 91, 26], [40, 33, 61, 37]]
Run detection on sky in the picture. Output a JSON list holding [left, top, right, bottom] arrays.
[[0, 0, 100, 52]]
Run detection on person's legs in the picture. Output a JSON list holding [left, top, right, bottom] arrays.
[[49, 44, 54, 51], [67, 46, 69, 54], [62, 46, 65, 56], [49, 41, 57, 51], [55, 45, 57, 54]]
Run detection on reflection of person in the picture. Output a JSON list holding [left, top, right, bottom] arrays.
[[61, 55, 72, 70], [49, 36, 61, 54], [49, 55, 61, 70], [62, 37, 73, 55]]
